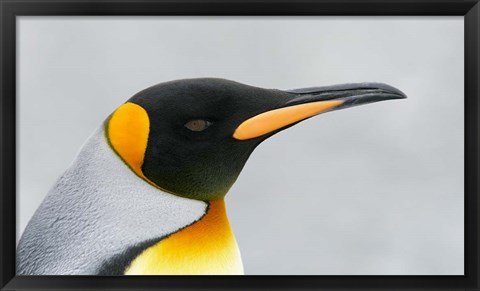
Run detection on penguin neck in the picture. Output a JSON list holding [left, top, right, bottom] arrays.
[[124, 199, 244, 275], [203, 199, 230, 228]]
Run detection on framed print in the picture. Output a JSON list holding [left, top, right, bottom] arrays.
[[1, 0, 479, 290]]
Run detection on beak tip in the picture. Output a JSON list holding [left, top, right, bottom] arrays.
[[366, 82, 407, 99]]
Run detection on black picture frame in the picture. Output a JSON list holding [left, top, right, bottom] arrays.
[[1, 0, 479, 290]]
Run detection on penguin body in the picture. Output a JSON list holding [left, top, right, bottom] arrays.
[[16, 127, 240, 275], [16, 78, 405, 275]]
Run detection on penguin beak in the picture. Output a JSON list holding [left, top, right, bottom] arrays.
[[233, 83, 407, 141]]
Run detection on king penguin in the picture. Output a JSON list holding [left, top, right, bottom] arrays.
[[16, 78, 406, 275]]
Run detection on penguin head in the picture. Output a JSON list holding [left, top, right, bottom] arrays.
[[106, 78, 406, 201]]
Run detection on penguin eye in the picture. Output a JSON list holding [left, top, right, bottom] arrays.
[[184, 119, 212, 132]]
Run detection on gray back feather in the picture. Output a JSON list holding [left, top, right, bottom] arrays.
[[16, 126, 207, 275]]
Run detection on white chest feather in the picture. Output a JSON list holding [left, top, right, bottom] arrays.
[[16, 127, 207, 275]]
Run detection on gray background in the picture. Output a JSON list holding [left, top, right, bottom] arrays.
[[17, 17, 464, 275]]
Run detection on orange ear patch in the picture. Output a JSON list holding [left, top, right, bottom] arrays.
[[107, 102, 150, 179]]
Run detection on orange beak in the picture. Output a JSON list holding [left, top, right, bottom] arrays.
[[233, 82, 406, 141]]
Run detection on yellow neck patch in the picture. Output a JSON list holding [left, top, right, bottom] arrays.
[[124, 200, 244, 275]]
